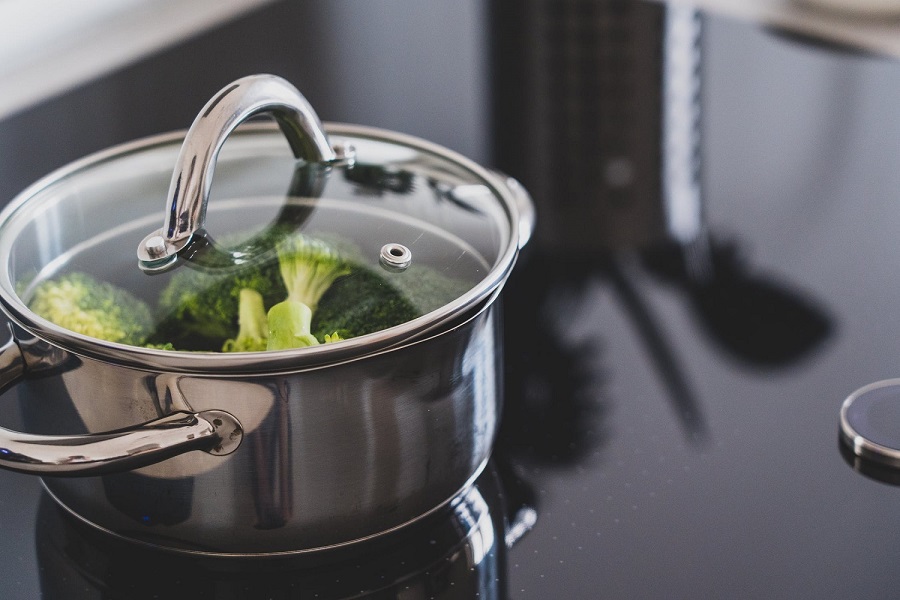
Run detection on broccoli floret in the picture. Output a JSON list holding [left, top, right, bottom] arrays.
[[222, 288, 268, 352], [277, 235, 351, 312], [149, 234, 352, 352], [265, 235, 351, 351], [28, 272, 154, 345], [311, 264, 471, 341], [144, 342, 177, 351], [311, 266, 417, 340], [149, 261, 284, 351], [383, 264, 473, 315], [148, 231, 471, 352]]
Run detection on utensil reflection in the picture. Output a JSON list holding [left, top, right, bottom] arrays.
[[642, 237, 833, 368], [36, 461, 531, 599]]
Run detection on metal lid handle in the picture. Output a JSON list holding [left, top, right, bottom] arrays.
[[137, 74, 342, 273]]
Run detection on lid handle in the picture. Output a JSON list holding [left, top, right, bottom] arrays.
[[137, 74, 346, 273]]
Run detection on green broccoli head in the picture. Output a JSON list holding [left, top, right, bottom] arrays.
[[311, 266, 417, 341], [149, 260, 284, 351], [152, 234, 354, 352], [277, 235, 351, 312], [27, 272, 154, 346], [222, 288, 269, 352], [382, 264, 473, 315], [263, 235, 350, 351], [147, 231, 472, 352], [309, 263, 469, 342]]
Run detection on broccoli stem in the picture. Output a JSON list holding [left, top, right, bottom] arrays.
[[222, 288, 269, 352], [264, 235, 350, 349], [278, 236, 350, 312], [266, 300, 319, 350]]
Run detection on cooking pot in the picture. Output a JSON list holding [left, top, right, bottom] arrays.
[[0, 75, 533, 555]]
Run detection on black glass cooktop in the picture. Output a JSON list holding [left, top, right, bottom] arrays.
[[4, 7, 900, 600]]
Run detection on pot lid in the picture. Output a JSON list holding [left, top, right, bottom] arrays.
[[0, 75, 532, 372]]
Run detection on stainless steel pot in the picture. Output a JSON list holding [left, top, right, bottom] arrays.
[[0, 75, 533, 555]]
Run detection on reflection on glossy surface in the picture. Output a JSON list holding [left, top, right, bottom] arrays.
[[607, 255, 709, 443], [343, 163, 416, 196], [643, 237, 833, 368], [500, 252, 609, 466], [838, 433, 900, 488], [501, 230, 835, 464], [36, 464, 518, 599]]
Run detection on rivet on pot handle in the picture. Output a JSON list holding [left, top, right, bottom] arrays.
[[137, 74, 350, 273], [0, 325, 242, 476]]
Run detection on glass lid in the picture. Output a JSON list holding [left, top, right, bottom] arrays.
[[0, 75, 521, 370]]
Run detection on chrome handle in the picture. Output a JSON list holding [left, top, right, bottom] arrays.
[[137, 74, 350, 273], [0, 410, 241, 476], [0, 326, 242, 476]]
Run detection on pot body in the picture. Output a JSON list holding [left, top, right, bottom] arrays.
[[17, 303, 501, 555]]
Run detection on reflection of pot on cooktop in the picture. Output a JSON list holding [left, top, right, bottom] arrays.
[[36, 461, 535, 600]]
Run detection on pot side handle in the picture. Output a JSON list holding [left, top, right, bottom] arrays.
[[0, 326, 242, 477]]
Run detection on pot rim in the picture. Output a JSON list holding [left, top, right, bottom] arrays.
[[0, 122, 521, 375]]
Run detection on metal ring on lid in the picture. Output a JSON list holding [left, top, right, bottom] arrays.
[[380, 243, 412, 271], [137, 74, 353, 273]]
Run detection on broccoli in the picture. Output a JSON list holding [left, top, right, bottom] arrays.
[[311, 264, 470, 341], [266, 299, 318, 350], [382, 264, 473, 315], [144, 342, 177, 351], [275, 235, 351, 312], [27, 272, 154, 346], [149, 260, 285, 351], [222, 288, 268, 352], [147, 231, 473, 352], [311, 266, 417, 340], [22, 237, 470, 353], [151, 234, 354, 351], [265, 235, 351, 351]]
